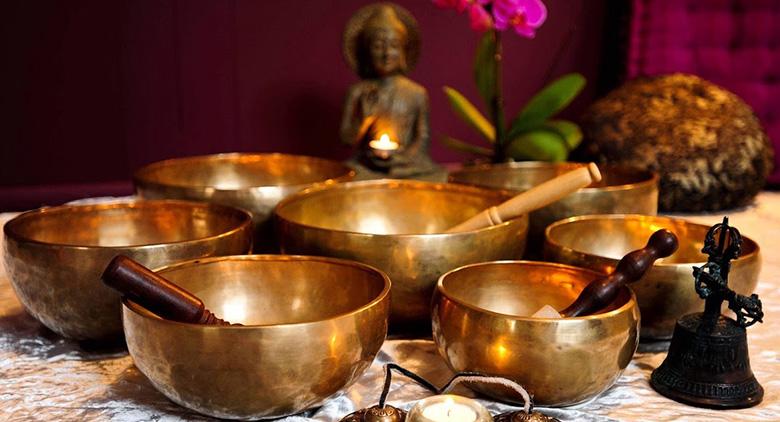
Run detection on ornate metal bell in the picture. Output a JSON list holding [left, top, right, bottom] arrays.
[[650, 217, 764, 408], [339, 405, 406, 422]]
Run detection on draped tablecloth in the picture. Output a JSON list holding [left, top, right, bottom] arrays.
[[2, 193, 779, 421]]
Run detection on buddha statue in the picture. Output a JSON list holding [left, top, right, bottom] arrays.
[[341, 3, 443, 180]]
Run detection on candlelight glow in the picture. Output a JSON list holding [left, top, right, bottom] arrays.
[[368, 133, 399, 151], [420, 398, 478, 422], [408, 394, 491, 422]]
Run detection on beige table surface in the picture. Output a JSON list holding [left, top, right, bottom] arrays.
[[1, 193, 779, 421]]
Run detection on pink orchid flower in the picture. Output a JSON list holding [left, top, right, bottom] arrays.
[[492, 0, 547, 38], [468, 3, 493, 32]]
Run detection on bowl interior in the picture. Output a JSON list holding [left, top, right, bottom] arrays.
[[546, 217, 758, 264], [277, 183, 504, 235], [5, 202, 247, 247], [136, 154, 351, 189], [440, 262, 628, 318], [451, 163, 653, 191], [145, 257, 388, 325]]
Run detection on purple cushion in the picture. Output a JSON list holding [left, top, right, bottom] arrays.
[[628, 0, 779, 184]]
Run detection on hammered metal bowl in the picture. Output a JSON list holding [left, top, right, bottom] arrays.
[[275, 180, 528, 329], [134, 153, 354, 251], [544, 215, 761, 339], [432, 261, 639, 407], [2, 200, 253, 340], [448, 162, 658, 256], [123, 255, 390, 420]]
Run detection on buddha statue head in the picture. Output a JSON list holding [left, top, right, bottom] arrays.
[[343, 3, 420, 79]]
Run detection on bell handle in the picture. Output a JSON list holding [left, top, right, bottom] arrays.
[[561, 229, 678, 317], [446, 163, 601, 233], [102, 255, 231, 325]]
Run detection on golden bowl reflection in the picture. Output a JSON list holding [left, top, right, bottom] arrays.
[[275, 179, 528, 329], [123, 255, 390, 419], [134, 153, 354, 251], [448, 162, 658, 256], [543, 215, 761, 339], [432, 261, 639, 407], [2, 200, 253, 340]]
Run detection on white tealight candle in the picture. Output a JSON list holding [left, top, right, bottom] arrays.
[[368, 133, 399, 158], [406, 395, 492, 422]]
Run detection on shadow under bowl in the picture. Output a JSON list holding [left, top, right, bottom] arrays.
[[432, 260, 639, 407], [275, 179, 529, 330], [543, 214, 760, 339], [2, 200, 253, 340], [134, 153, 354, 251], [123, 255, 390, 420]]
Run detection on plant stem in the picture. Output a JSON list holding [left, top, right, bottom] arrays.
[[492, 30, 504, 163]]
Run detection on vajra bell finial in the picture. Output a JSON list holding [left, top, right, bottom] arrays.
[[693, 216, 763, 329]]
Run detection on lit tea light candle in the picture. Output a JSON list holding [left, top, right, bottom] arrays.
[[406, 395, 492, 422], [368, 133, 399, 158]]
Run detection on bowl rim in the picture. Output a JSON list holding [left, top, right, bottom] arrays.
[[3, 199, 253, 250], [122, 254, 392, 330], [448, 161, 659, 193], [133, 152, 355, 191], [544, 214, 760, 266], [436, 260, 637, 321], [274, 178, 525, 238]]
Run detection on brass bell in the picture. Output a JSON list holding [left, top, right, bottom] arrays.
[[494, 410, 561, 422], [650, 217, 764, 408], [338, 405, 406, 422]]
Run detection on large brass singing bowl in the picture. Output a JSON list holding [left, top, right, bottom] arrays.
[[544, 215, 761, 339], [134, 153, 354, 251], [432, 261, 639, 407], [449, 162, 658, 255], [123, 255, 390, 420], [2, 200, 252, 340], [275, 180, 528, 328]]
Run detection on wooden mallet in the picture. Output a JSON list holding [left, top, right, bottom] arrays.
[[447, 163, 602, 233]]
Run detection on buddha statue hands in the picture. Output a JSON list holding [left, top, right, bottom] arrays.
[[341, 3, 442, 180]]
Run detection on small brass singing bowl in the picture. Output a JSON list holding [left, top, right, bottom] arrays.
[[2, 200, 253, 340], [544, 215, 761, 340], [432, 261, 639, 407], [123, 255, 390, 420], [275, 179, 529, 330], [448, 162, 658, 255], [134, 153, 354, 251]]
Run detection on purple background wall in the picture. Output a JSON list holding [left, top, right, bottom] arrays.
[[0, 0, 611, 211]]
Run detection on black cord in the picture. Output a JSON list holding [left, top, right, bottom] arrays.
[[378, 363, 438, 408]]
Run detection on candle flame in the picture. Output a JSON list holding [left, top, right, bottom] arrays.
[[369, 133, 399, 151]]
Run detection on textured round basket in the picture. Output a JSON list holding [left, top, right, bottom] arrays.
[[582, 73, 774, 212]]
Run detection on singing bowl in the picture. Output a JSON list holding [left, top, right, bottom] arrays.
[[432, 261, 639, 407], [275, 180, 528, 328], [2, 200, 252, 340], [123, 255, 390, 420], [134, 153, 354, 251], [544, 215, 761, 339], [448, 162, 658, 255]]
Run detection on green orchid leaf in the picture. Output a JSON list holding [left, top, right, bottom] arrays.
[[507, 73, 586, 139], [474, 31, 497, 114], [440, 135, 493, 156], [505, 129, 568, 162], [542, 119, 583, 150], [443, 86, 496, 142]]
